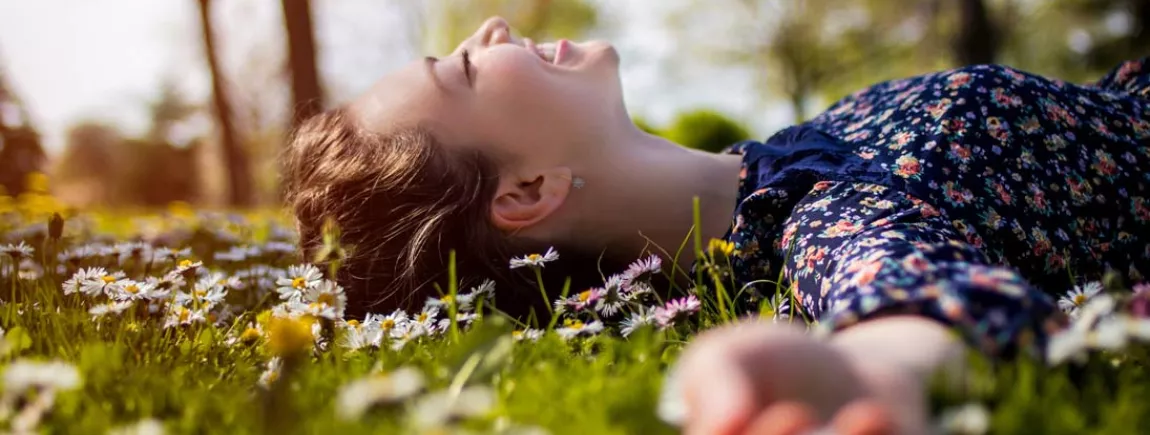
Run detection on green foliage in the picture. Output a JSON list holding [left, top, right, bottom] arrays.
[[663, 110, 751, 153], [425, 0, 599, 55]]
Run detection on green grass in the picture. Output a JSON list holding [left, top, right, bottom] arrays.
[[0, 202, 1150, 434]]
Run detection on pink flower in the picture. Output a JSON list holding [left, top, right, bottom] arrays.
[[655, 295, 701, 328]]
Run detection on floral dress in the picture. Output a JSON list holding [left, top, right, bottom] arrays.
[[718, 58, 1150, 357]]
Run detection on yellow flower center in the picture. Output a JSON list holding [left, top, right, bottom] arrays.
[[179, 259, 193, 268], [441, 294, 454, 303], [1074, 294, 1088, 305], [291, 277, 306, 289], [240, 327, 261, 342], [178, 307, 190, 323], [346, 319, 360, 328], [317, 293, 336, 306], [513, 330, 523, 338], [417, 313, 429, 323], [102, 276, 116, 284], [564, 319, 584, 329], [125, 285, 139, 294], [194, 289, 206, 298], [527, 254, 541, 261], [578, 290, 593, 302], [381, 319, 396, 330]]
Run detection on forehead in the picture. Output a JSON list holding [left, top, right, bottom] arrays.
[[347, 59, 454, 136]]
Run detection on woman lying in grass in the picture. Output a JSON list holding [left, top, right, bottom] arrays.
[[282, 16, 1150, 434]]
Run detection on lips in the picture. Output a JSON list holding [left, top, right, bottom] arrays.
[[525, 39, 570, 65]]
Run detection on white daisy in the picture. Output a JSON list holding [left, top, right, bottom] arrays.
[[171, 259, 202, 277], [622, 254, 662, 289], [79, 269, 127, 297], [264, 241, 296, 255], [275, 264, 323, 302], [300, 280, 347, 319], [512, 328, 544, 342], [620, 307, 656, 337], [2, 359, 81, 394], [88, 301, 134, 319], [597, 274, 629, 316], [110, 280, 157, 301], [509, 247, 559, 269], [0, 241, 34, 260], [339, 320, 383, 351], [410, 386, 495, 429], [424, 292, 475, 312], [144, 275, 183, 300], [557, 287, 605, 314], [462, 279, 496, 305], [62, 267, 104, 296], [335, 367, 426, 420], [654, 295, 702, 329], [162, 306, 207, 328], [555, 319, 604, 339], [175, 280, 228, 309], [258, 357, 282, 389], [1058, 282, 1103, 318]]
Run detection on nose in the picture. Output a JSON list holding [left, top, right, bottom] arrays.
[[478, 16, 513, 46]]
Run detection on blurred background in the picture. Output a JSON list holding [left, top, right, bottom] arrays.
[[0, 0, 1146, 209]]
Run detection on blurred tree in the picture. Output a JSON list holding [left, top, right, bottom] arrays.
[[281, 0, 325, 126], [197, 0, 254, 207], [425, 0, 598, 54], [1001, 0, 1149, 82], [0, 63, 46, 197], [664, 109, 751, 154], [631, 117, 662, 136], [954, 0, 1000, 65]]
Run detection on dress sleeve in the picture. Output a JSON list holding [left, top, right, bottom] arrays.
[[780, 182, 1067, 358]]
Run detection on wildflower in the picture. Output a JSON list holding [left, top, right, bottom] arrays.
[[113, 242, 151, 264], [62, 267, 104, 296], [410, 306, 440, 333], [437, 312, 479, 331], [266, 316, 315, 357], [509, 247, 558, 269], [162, 306, 207, 329], [622, 255, 662, 290], [708, 238, 735, 257], [79, 268, 127, 297], [89, 301, 134, 319], [111, 279, 158, 302], [1057, 282, 1102, 318], [1134, 282, 1150, 295], [16, 259, 42, 281], [275, 264, 323, 302], [411, 386, 496, 428], [214, 245, 258, 263], [936, 403, 990, 435], [558, 287, 605, 314], [389, 322, 427, 351], [655, 295, 702, 328], [299, 279, 347, 319], [258, 357, 283, 389], [144, 275, 183, 299], [512, 329, 544, 342], [0, 241, 34, 261], [2, 359, 82, 394], [620, 307, 656, 337], [555, 319, 604, 339], [597, 274, 629, 316], [763, 295, 792, 322], [462, 279, 496, 305], [152, 247, 191, 264], [339, 321, 383, 351], [425, 292, 474, 312], [335, 367, 426, 420], [1071, 293, 1115, 331], [263, 241, 296, 256], [171, 259, 202, 277], [227, 322, 264, 347], [175, 280, 227, 309], [369, 310, 408, 333]]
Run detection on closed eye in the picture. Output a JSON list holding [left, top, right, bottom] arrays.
[[462, 49, 473, 86]]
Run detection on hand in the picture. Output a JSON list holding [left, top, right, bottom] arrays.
[[674, 318, 944, 435]]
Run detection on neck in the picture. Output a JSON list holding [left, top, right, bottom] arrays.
[[563, 127, 744, 279]]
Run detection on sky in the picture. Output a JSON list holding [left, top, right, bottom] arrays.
[[0, 0, 793, 153]]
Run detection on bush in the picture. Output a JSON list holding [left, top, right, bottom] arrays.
[[664, 110, 752, 153]]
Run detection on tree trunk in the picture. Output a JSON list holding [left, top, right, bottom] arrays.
[[197, 0, 254, 207], [954, 0, 999, 66], [281, 0, 325, 126]]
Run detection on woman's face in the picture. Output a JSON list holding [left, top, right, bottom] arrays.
[[350, 17, 625, 167]]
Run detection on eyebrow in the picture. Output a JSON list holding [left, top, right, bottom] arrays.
[[424, 56, 447, 92]]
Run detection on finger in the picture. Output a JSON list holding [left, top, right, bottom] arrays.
[[742, 401, 819, 435], [831, 399, 896, 435], [683, 354, 757, 435]]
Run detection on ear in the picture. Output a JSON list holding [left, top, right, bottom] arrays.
[[490, 167, 574, 232]]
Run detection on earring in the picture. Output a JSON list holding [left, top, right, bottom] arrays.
[[572, 176, 585, 189]]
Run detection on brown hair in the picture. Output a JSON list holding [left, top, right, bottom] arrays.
[[281, 108, 613, 319]]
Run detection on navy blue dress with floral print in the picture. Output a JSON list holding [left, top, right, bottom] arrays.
[[717, 58, 1150, 357]]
